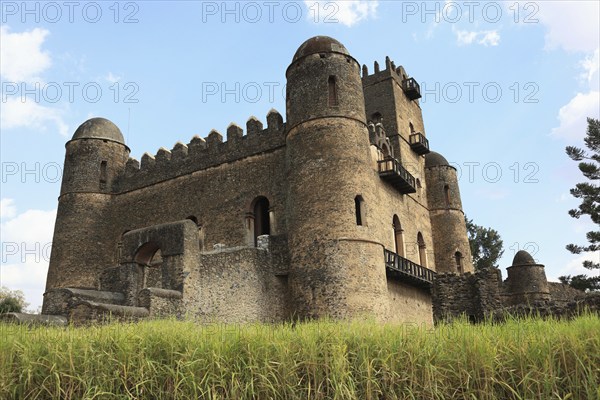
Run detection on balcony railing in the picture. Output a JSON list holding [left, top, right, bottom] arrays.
[[378, 157, 417, 194], [409, 132, 430, 155], [402, 77, 422, 100], [384, 249, 436, 289]]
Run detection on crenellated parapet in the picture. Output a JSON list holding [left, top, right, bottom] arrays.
[[113, 109, 286, 192], [361, 56, 413, 89]]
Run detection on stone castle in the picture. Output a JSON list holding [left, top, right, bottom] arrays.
[[32, 36, 586, 325]]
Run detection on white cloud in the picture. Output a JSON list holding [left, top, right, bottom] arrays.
[[0, 203, 56, 311], [549, 252, 600, 282], [0, 97, 69, 136], [453, 27, 500, 47], [304, 0, 378, 27], [105, 72, 122, 84], [551, 91, 600, 140], [536, 2, 600, 53], [478, 31, 500, 47], [580, 48, 599, 87], [0, 198, 17, 220], [0, 26, 52, 82]]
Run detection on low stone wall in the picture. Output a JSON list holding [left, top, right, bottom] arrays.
[[491, 293, 600, 321], [432, 268, 503, 323]]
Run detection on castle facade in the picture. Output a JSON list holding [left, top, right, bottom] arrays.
[[42, 36, 475, 324]]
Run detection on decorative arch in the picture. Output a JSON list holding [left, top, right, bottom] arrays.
[[392, 215, 405, 257], [417, 232, 427, 267], [133, 241, 161, 266]]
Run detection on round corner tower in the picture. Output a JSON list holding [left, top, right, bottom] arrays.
[[424, 151, 473, 274], [45, 118, 129, 298], [505, 250, 550, 305], [285, 36, 388, 320]]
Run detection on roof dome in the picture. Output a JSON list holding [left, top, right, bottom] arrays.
[[512, 250, 536, 266], [425, 151, 450, 168], [72, 117, 125, 144], [292, 36, 350, 62]]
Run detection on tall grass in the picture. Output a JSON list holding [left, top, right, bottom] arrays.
[[1, 314, 598, 399]]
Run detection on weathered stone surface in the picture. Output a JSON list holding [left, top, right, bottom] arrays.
[[40, 36, 500, 325]]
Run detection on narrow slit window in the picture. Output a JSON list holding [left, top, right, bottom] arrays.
[[455, 251, 463, 273], [99, 161, 107, 188], [328, 75, 338, 106], [444, 185, 450, 208], [355, 195, 364, 226]]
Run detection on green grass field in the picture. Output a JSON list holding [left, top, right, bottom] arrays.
[[1, 314, 598, 399]]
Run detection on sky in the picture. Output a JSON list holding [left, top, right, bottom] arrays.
[[1, 0, 599, 311]]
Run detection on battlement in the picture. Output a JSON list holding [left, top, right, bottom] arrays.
[[361, 56, 411, 87], [113, 109, 286, 192]]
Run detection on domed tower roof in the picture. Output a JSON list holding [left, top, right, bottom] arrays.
[[512, 250, 536, 266], [425, 151, 450, 168], [292, 36, 350, 63], [72, 117, 125, 144]]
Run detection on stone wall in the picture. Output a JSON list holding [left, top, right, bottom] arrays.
[[432, 267, 590, 323], [432, 268, 504, 323], [183, 244, 289, 323]]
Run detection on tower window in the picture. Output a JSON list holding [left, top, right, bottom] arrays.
[[417, 232, 427, 267], [444, 185, 450, 208], [455, 251, 463, 274], [393, 215, 405, 257], [355, 195, 365, 226], [409, 122, 415, 133], [328, 75, 338, 106], [99, 161, 107, 189]]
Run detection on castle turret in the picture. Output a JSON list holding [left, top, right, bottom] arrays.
[[425, 151, 473, 274], [44, 118, 129, 300], [504, 250, 550, 305], [285, 36, 388, 319]]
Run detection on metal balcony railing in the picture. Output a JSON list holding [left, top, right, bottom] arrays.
[[384, 249, 436, 289], [378, 157, 417, 194], [402, 77, 422, 100], [409, 132, 430, 155]]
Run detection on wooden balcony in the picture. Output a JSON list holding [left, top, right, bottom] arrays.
[[384, 249, 436, 289], [378, 157, 417, 194], [402, 77, 421, 100], [409, 132, 430, 155]]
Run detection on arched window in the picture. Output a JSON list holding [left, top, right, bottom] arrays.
[[416, 179, 422, 189], [371, 112, 382, 124], [328, 76, 338, 106], [455, 251, 463, 274], [393, 215, 405, 257], [251, 196, 270, 246], [186, 215, 199, 225], [417, 232, 427, 267], [444, 185, 450, 208], [409, 122, 415, 133], [355, 195, 365, 226]]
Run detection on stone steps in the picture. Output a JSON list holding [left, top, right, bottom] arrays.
[[69, 300, 149, 324]]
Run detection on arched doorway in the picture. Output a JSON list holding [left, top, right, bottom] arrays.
[[393, 215, 405, 257], [133, 241, 163, 290], [251, 196, 270, 246]]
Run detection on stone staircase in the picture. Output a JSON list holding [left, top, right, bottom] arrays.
[[41, 286, 183, 324]]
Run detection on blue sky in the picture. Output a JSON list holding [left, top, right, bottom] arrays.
[[1, 1, 599, 311]]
